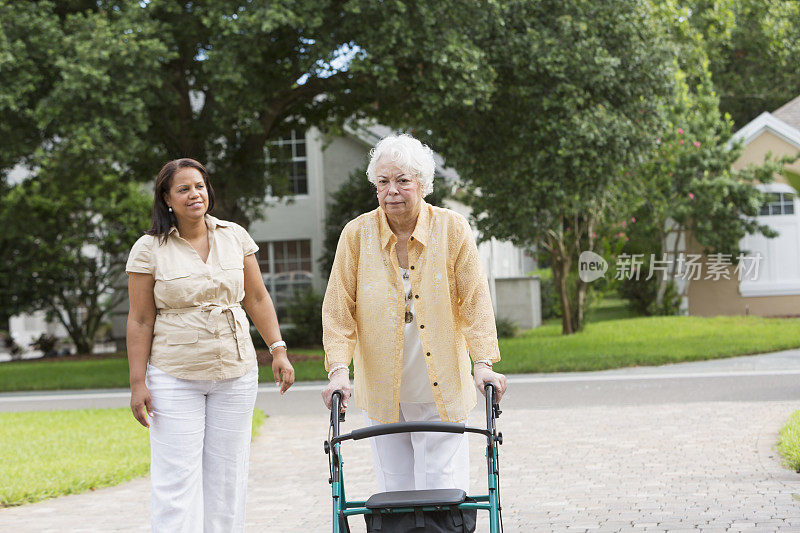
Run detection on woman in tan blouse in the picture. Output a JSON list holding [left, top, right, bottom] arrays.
[[126, 158, 294, 532]]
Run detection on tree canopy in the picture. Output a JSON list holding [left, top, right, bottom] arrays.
[[0, 172, 150, 354], [424, 0, 676, 333], [685, 0, 800, 127], [2, 0, 798, 343], [621, 0, 789, 311], [0, 0, 500, 226]]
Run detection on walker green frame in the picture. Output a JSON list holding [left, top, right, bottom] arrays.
[[324, 384, 503, 532]]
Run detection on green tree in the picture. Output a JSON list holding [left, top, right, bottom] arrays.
[[0, 173, 151, 354], [622, 1, 791, 312], [0, 0, 500, 226], [427, 0, 675, 334], [685, 0, 800, 127], [0, 0, 497, 347], [319, 163, 449, 277]]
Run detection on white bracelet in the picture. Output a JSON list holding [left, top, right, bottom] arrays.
[[327, 365, 349, 380], [268, 340, 287, 355], [474, 359, 493, 368]]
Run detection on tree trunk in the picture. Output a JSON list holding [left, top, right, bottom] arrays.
[[0, 309, 9, 335], [53, 303, 95, 356], [573, 278, 587, 333], [656, 223, 683, 310], [66, 318, 94, 356], [551, 250, 574, 335], [71, 334, 93, 356], [655, 226, 672, 307]]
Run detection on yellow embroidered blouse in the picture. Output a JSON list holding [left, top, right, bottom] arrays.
[[125, 215, 259, 380], [322, 201, 501, 423]]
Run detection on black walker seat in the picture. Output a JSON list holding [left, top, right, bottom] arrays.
[[365, 489, 467, 509], [325, 384, 503, 533]]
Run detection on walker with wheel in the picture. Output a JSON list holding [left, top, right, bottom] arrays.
[[324, 384, 504, 532]]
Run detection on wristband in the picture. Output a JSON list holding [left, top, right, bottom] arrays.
[[268, 340, 287, 355], [474, 359, 493, 368]]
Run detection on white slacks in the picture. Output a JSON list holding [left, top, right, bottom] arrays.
[[365, 402, 470, 493], [146, 364, 258, 533]]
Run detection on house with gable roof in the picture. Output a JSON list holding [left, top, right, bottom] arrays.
[[677, 95, 800, 316]]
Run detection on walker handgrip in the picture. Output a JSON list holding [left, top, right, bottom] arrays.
[[330, 390, 345, 426], [484, 383, 501, 418], [341, 421, 466, 443]]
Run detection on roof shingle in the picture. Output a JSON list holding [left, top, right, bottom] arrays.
[[772, 95, 800, 130]]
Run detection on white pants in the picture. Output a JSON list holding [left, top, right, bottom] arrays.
[[146, 364, 258, 533], [365, 402, 470, 493]]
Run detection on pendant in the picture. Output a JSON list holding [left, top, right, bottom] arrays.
[[402, 271, 409, 280], [405, 310, 414, 324]]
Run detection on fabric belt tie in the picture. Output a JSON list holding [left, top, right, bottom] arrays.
[[159, 303, 246, 360]]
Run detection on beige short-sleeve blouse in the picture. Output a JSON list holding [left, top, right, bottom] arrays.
[[126, 215, 259, 380]]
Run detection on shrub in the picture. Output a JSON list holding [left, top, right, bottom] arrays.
[[617, 271, 656, 315], [534, 268, 602, 320], [495, 317, 518, 338], [31, 334, 59, 357], [618, 275, 681, 316], [648, 280, 682, 316], [1, 330, 22, 361], [779, 410, 800, 472], [282, 288, 324, 348], [532, 269, 561, 319]]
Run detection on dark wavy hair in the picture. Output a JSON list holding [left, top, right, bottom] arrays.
[[147, 158, 215, 244]]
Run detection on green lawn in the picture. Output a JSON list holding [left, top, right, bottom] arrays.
[[585, 297, 639, 322], [0, 356, 133, 391], [778, 410, 800, 472], [259, 348, 327, 383], [499, 314, 800, 373], [2, 302, 800, 391], [0, 352, 329, 393], [0, 408, 265, 507]]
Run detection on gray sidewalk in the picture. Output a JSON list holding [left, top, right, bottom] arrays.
[[3, 351, 800, 531]]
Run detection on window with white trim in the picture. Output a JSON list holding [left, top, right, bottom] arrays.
[[759, 192, 795, 216], [267, 130, 308, 195]]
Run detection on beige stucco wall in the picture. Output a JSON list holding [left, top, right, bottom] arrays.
[[687, 267, 800, 317], [732, 130, 800, 179]]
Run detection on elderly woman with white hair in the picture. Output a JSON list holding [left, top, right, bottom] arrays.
[[321, 133, 507, 494]]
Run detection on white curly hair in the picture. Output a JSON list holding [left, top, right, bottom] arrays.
[[366, 133, 435, 197]]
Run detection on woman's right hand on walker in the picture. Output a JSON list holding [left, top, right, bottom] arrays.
[[130, 382, 154, 428], [321, 370, 351, 412]]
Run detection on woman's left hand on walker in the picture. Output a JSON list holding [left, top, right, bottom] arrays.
[[473, 364, 507, 402], [271, 349, 295, 394]]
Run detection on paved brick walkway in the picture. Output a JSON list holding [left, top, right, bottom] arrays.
[[2, 399, 800, 532]]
